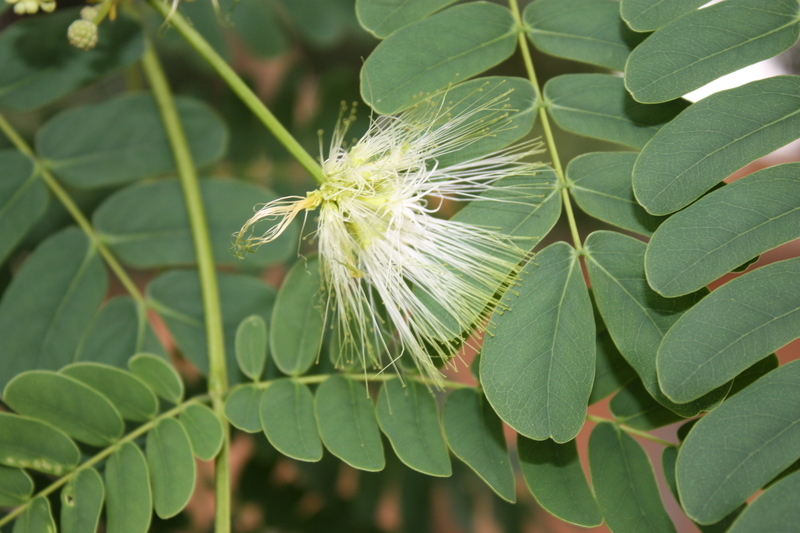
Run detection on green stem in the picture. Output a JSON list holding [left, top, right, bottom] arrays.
[[586, 415, 678, 447], [146, 0, 325, 185], [0, 112, 146, 306], [0, 396, 210, 528], [140, 41, 231, 533], [508, 0, 582, 251]]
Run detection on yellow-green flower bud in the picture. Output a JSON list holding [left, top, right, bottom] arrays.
[[80, 5, 98, 20], [67, 19, 98, 51]]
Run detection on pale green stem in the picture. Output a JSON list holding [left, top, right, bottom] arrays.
[[140, 41, 231, 533], [508, 0, 583, 251], [146, 0, 325, 185], [0, 396, 210, 528], [0, 112, 146, 306], [586, 414, 678, 447]]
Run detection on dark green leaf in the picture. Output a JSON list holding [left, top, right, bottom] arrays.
[[658, 258, 800, 402], [179, 404, 224, 461], [235, 315, 268, 381], [0, 413, 79, 475], [77, 296, 166, 368], [0, 9, 144, 110], [37, 94, 227, 188], [4, 371, 123, 446], [589, 422, 676, 533], [589, 329, 637, 404], [377, 378, 450, 477], [61, 467, 104, 533], [12, 496, 55, 533], [433, 77, 538, 168], [676, 360, 800, 524], [620, 0, 706, 31], [147, 271, 276, 380], [481, 242, 594, 443], [146, 418, 196, 519], [442, 388, 515, 502], [128, 353, 184, 404], [224, 384, 263, 433], [633, 76, 800, 215], [568, 151, 665, 236], [105, 442, 152, 533], [0, 466, 33, 507], [518, 437, 602, 527], [260, 379, 322, 462], [728, 354, 779, 398], [525, 0, 647, 71], [645, 162, 800, 296], [315, 375, 384, 471], [609, 379, 683, 430], [230, 0, 289, 57], [278, 0, 350, 47], [584, 231, 726, 416], [0, 227, 107, 390], [729, 470, 800, 533], [625, 0, 800, 103], [361, 2, 517, 113], [94, 179, 296, 268], [544, 74, 689, 149], [356, 0, 457, 38], [0, 150, 47, 265], [270, 257, 324, 376], [61, 362, 158, 422]]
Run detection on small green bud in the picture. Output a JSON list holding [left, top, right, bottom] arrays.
[[80, 5, 98, 20], [67, 19, 98, 51], [40, 0, 55, 11]]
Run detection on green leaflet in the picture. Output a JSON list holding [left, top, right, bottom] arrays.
[[728, 470, 800, 533], [128, 353, 184, 404], [224, 384, 263, 433], [589, 422, 676, 533], [361, 2, 517, 113], [147, 270, 276, 381], [60, 362, 158, 421], [525, 0, 647, 71], [356, 0, 457, 38], [60, 467, 104, 533], [0, 465, 33, 507], [76, 296, 166, 368], [677, 360, 800, 524], [376, 378, 451, 477], [481, 242, 594, 443], [442, 388, 515, 502], [37, 94, 227, 188], [0, 227, 107, 390], [0, 150, 47, 265], [658, 258, 800, 402], [146, 418, 196, 519], [645, 162, 800, 296], [625, 0, 800, 103], [260, 379, 323, 462], [609, 379, 683, 430], [94, 179, 296, 269], [544, 74, 689, 149], [4, 371, 123, 447], [230, 0, 288, 58], [0, 413, 79, 475], [620, 0, 707, 31], [518, 437, 602, 527], [633, 76, 800, 215], [270, 257, 325, 376], [315, 375, 385, 471], [179, 404, 224, 461], [0, 8, 143, 110], [235, 315, 268, 381], [568, 151, 665, 237], [105, 442, 152, 533], [12, 496, 55, 533], [431, 77, 538, 168], [589, 329, 637, 405], [584, 231, 728, 416]]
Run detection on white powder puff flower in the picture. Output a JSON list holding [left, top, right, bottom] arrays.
[[235, 88, 544, 385]]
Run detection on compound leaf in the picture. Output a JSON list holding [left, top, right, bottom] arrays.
[[179, 404, 224, 461], [128, 353, 184, 404], [60, 362, 158, 422], [105, 442, 152, 533], [260, 379, 322, 462], [60, 467, 104, 533], [146, 418, 196, 519]]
